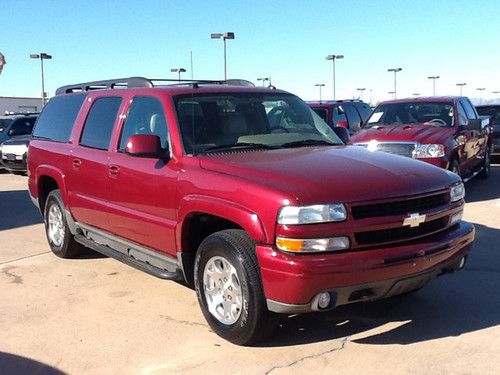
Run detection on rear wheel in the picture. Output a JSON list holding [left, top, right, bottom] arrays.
[[44, 189, 85, 258], [194, 229, 277, 345], [479, 148, 490, 179]]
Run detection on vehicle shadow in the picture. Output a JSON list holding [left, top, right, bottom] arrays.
[[262, 222, 500, 347], [0, 190, 43, 231], [465, 163, 500, 203], [0, 351, 66, 375]]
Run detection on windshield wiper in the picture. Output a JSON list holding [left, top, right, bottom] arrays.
[[202, 142, 279, 153], [280, 139, 339, 148]]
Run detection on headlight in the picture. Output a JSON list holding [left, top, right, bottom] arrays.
[[450, 182, 465, 202], [414, 144, 445, 158], [277, 204, 347, 225], [276, 236, 350, 253]]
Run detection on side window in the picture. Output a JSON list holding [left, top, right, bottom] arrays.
[[80, 97, 122, 150], [461, 100, 477, 120], [119, 96, 168, 151], [32, 94, 86, 142], [9, 119, 33, 135], [343, 103, 362, 130], [333, 105, 347, 126], [457, 103, 468, 126], [355, 103, 373, 122]]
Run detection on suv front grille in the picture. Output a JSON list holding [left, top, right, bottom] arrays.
[[357, 142, 417, 157], [351, 192, 449, 220], [355, 217, 448, 246]]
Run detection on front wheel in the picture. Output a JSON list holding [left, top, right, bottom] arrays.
[[194, 229, 277, 345]]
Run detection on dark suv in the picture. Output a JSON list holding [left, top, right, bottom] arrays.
[[475, 104, 500, 156], [0, 113, 37, 171], [28, 77, 474, 345], [307, 100, 372, 134]]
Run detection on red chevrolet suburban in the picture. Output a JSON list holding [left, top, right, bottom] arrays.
[[28, 78, 474, 345], [350, 97, 491, 182]]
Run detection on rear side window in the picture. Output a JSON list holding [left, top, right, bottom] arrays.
[[80, 97, 122, 150], [32, 94, 86, 142], [355, 102, 373, 121], [343, 103, 362, 130]]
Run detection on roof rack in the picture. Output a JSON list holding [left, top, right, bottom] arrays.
[[55, 77, 255, 95]]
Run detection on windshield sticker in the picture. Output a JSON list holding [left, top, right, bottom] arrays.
[[369, 112, 383, 123]]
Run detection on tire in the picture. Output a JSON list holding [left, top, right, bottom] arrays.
[[44, 189, 85, 258], [478, 148, 490, 179], [449, 159, 461, 179], [194, 229, 277, 345]]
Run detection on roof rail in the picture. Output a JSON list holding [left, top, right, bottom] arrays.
[[55, 77, 153, 95], [55, 77, 255, 95]]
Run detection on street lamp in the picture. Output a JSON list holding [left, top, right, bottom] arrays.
[[412, 93, 420, 97], [257, 77, 269, 87], [388, 91, 395, 99], [357, 88, 366, 100], [30, 52, 52, 107], [428, 75, 440, 96], [170, 67, 186, 82], [493, 90, 500, 95], [325, 54, 344, 100], [211, 32, 235, 80], [456, 83, 466, 96], [476, 88, 486, 99], [387, 68, 402, 99], [315, 83, 325, 102]]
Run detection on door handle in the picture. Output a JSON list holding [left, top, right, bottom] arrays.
[[72, 159, 82, 169], [108, 165, 120, 178]]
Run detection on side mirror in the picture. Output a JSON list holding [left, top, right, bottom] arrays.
[[333, 126, 350, 144], [125, 134, 165, 158]]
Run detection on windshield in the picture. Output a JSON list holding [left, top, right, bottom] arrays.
[[174, 93, 342, 154], [366, 102, 454, 127], [0, 118, 14, 133]]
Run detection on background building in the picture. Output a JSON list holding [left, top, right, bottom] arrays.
[[0, 96, 43, 114]]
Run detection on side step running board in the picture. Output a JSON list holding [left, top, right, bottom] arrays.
[[74, 234, 183, 281]]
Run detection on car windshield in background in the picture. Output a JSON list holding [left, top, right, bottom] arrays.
[[476, 106, 500, 124], [366, 102, 454, 127], [0, 118, 13, 132], [174, 93, 342, 154]]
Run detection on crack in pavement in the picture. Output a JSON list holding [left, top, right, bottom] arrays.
[[263, 336, 350, 375], [1, 265, 23, 284], [159, 314, 208, 327], [0, 251, 50, 266]]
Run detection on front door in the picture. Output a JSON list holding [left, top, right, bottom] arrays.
[[107, 96, 178, 256]]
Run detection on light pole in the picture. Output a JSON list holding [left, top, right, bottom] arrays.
[[388, 91, 395, 100], [211, 32, 235, 80], [30, 52, 52, 107], [428, 75, 440, 95], [493, 90, 500, 96], [257, 77, 269, 87], [170, 68, 186, 82], [357, 88, 366, 100], [325, 54, 344, 100], [476, 88, 486, 99], [387, 68, 402, 99], [412, 93, 420, 97], [456, 83, 466, 96], [315, 83, 325, 102]]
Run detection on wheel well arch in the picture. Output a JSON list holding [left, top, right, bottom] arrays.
[[38, 175, 59, 213], [179, 212, 243, 286]]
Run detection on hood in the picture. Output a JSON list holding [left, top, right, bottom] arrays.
[[199, 146, 458, 204], [351, 124, 456, 144], [1, 134, 31, 145]]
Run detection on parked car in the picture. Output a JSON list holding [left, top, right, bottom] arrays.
[[0, 113, 37, 171], [350, 97, 491, 182], [475, 104, 500, 155], [0, 134, 31, 174], [307, 100, 372, 134], [28, 77, 474, 345]]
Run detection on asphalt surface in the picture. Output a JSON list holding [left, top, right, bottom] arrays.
[[1, 163, 499, 375]]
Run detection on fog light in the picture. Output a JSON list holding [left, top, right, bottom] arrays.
[[449, 210, 463, 226], [317, 292, 331, 309]]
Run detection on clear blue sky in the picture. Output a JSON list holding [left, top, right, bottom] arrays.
[[1, 0, 499, 104]]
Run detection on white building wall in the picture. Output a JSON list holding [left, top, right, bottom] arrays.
[[0, 96, 43, 114]]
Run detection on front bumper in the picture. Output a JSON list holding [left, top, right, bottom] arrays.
[[257, 221, 474, 313], [0, 152, 27, 172]]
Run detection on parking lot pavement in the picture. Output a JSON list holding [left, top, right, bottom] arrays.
[[1, 166, 499, 375]]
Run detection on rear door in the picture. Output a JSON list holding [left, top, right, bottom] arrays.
[[107, 95, 178, 256], [67, 96, 122, 232]]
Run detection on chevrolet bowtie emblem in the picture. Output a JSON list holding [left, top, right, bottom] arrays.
[[403, 213, 426, 228]]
